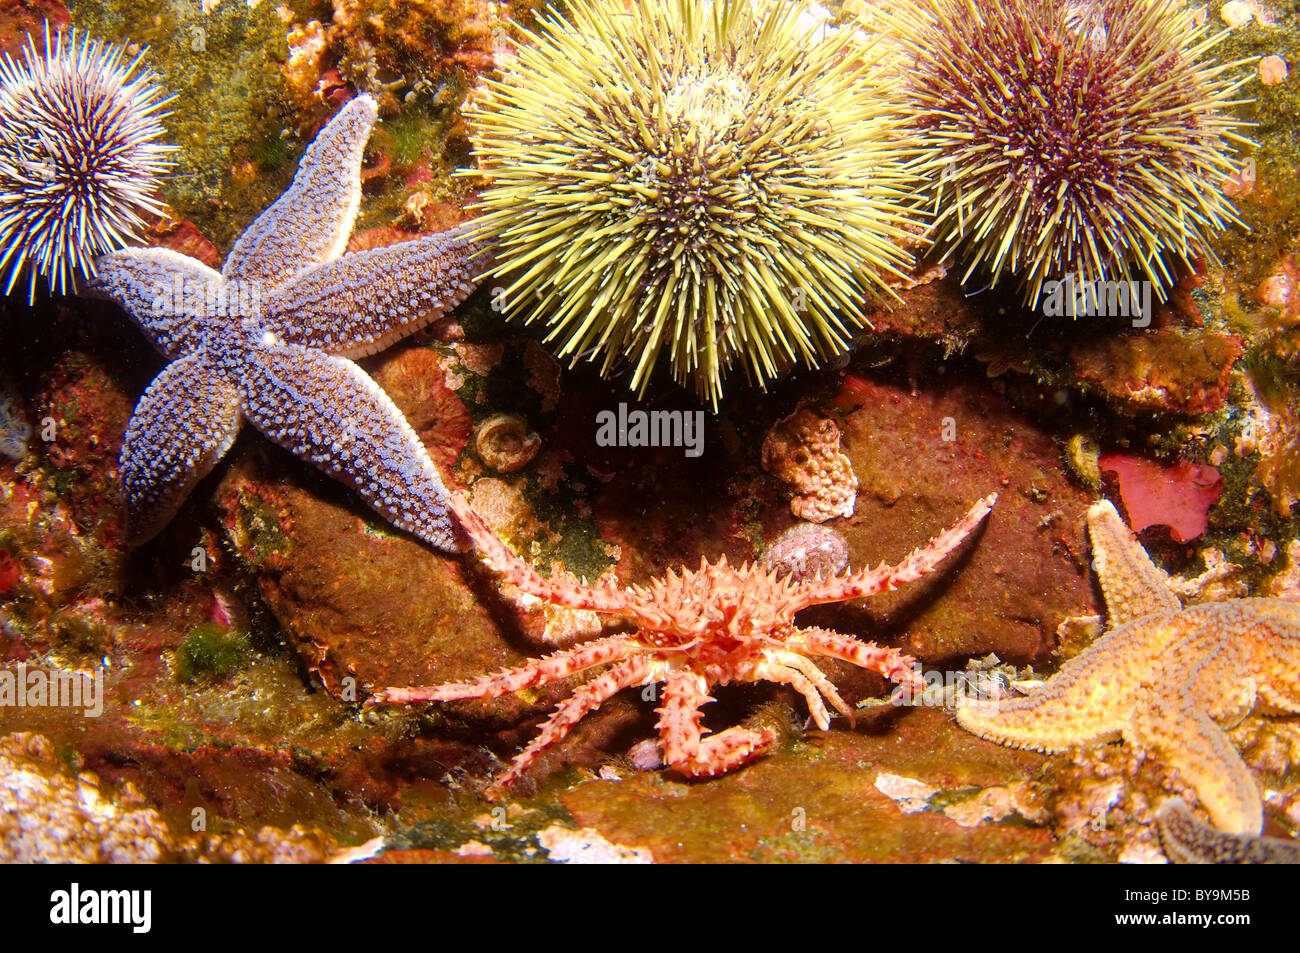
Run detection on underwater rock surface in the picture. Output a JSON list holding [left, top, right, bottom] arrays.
[[1, 0, 1299, 863]]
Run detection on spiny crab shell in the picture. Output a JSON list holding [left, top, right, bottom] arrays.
[[369, 493, 997, 798]]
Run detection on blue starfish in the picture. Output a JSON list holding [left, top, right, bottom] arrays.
[[90, 94, 490, 549]]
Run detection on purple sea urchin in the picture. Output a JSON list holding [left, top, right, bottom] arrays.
[[0, 26, 174, 303], [885, 0, 1251, 308], [468, 0, 918, 407]]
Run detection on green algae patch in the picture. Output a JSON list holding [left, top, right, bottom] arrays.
[[175, 623, 251, 682], [749, 828, 851, 864], [68, 0, 297, 251], [1211, 6, 1300, 283], [227, 488, 295, 568], [132, 653, 374, 752], [520, 486, 614, 582], [385, 800, 577, 864]]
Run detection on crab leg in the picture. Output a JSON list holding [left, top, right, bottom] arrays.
[[796, 627, 924, 695], [486, 656, 656, 798], [368, 635, 636, 704], [656, 669, 777, 777], [446, 491, 633, 614], [770, 652, 855, 725], [787, 494, 996, 612], [753, 660, 835, 730]]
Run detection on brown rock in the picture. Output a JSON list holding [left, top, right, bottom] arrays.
[[145, 218, 221, 269], [213, 445, 516, 700], [1068, 329, 1242, 416], [0, 0, 70, 57], [826, 371, 1097, 664]]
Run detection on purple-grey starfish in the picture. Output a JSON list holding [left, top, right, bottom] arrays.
[[1158, 800, 1300, 864], [90, 94, 489, 549]]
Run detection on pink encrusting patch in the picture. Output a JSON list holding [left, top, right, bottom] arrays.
[[1098, 453, 1223, 543]]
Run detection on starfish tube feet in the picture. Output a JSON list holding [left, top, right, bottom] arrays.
[[119, 354, 243, 544], [1127, 681, 1263, 835], [241, 342, 468, 552], [264, 225, 494, 358], [88, 247, 224, 358], [1157, 801, 1300, 864], [1086, 500, 1181, 624], [92, 92, 488, 551], [223, 94, 377, 289]]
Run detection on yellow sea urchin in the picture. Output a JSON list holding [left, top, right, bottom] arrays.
[[885, 0, 1251, 309], [467, 0, 917, 407]]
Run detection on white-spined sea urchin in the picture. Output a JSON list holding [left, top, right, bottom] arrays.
[[467, 0, 918, 407], [884, 0, 1251, 309], [0, 25, 174, 303]]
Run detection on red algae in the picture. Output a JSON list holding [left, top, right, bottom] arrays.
[[1098, 453, 1223, 543]]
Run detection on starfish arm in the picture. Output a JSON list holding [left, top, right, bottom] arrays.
[[120, 353, 243, 545], [265, 225, 493, 357], [1126, 682, 1263, 836], [89, 248, 223, 358], [794, 626, 923, 694], [485, 656, 657, 798], [1157, 801, 1300, 864], [1174, 626, 1258, 727], [655, 668, 776, 777], [1248, 598, 1300, 714], [222, 95, 378, 292], [239, 342, 467, 552], [1087, 500, 1181, 626], [789, 494, 996, 611], [367, 635, 637, 704], [953, 630, 1137, 751], [955, 697, 1120, 753], [444, 493, 635, 614]]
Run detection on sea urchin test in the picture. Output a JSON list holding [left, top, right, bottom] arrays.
[[467, 0, 918, 408], [886, 0, 1250, 310]]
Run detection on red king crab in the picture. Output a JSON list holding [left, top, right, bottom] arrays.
[[369, 493, 997, 797]]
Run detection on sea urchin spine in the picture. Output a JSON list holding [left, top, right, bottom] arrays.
[[885, 0, 1252, 308], [0, 25, 174, 303], [467, 0, 919, 407]]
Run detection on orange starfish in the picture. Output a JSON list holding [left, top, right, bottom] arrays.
[[369, 493, 997, 797], [958, 501, 1300, 834]]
